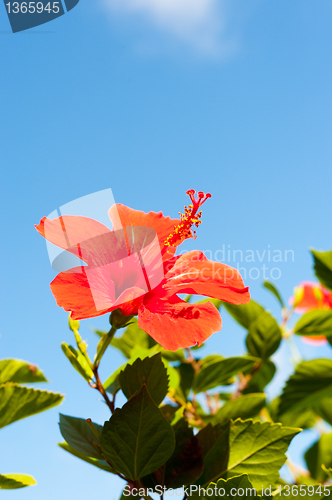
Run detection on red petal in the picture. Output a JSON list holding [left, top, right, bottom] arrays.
[[50, 267, 115, 320], [35, 216, 116, 266], [162, 250, 250, 305], [138, 295, 222, 351], [37, 214, 167, 319], [50, 265, 146, 320], [291, 281, 332, 313], [108, 204, 180, 260]]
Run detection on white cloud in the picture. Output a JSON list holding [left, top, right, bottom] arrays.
[[101, 0, 238, 56]]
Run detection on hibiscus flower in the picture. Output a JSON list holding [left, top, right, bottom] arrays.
[[35, 190, 250, 350], [290, 281, 332, 346]]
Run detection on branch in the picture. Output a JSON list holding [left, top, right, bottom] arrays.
[[232, 362, 262, 399], [92, 365, 115, 413]]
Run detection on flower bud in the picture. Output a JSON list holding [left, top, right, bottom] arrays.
[[109, 309, 134, 329], [68, 313, 80, 332], [293, 285, 305, 307]]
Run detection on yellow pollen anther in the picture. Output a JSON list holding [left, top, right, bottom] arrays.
[[164, 190, 211, 248]]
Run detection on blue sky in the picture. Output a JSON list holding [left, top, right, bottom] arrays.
[[0, 0, 331, 498]]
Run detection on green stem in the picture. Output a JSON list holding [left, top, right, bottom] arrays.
[[86, 418, 101, 439], [91, 325, 118, 413]]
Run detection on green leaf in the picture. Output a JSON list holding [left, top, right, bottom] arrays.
[[219, 393, 232, 401], [292, 475, 321, 486], [127, 345, 180, 389], [95, 329, 116, 366], [195, 421, 230, 486], [175, 363, 195, 401], [103, 352, 148, 395], [214, 394, 266, 425], [312, 397, 332, 425], [193, 356, 259, 394], [119, 353, 169, 405], [294, 309, 332, 337], [0, 359, 47, 384], [0, 473, 36, 489], [172, 406, 186, 426], [162, 418, 204, 488], [104, 348, 179, 395], [160, 349, 185, 362], [263, 281, 285, 307], [59, 414, 103, 459], [109, 318, 156, 359], [58, 443, 115, 473], [130, 345, 159, 359], [160, 404, 179, 421], [322, 465, 332, 479], [190, 474, 258, 500], [244, 360, 276, 393], [270, 398, 316, 430], [224, 419, 300, 489], [61, 343, 93, 382], [0, 384, 63, 429], [195, 420, 300, 489], [100, 385, 175, 480], [246, 311, 282, 360], [217, 474, 258, 500], [93, 329, 107, 338], [103, 366, 123, 395], [279, 359, 332, 415], [191, 343, 204, 351], [311, 249, 332, 291], [161, 360, 180, 390], [200, 354, 224, 364], [305, 433, 332, 482], [224, 300, 265, 329]]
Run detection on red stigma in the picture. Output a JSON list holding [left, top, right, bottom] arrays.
[[186, 190, 212, 212]]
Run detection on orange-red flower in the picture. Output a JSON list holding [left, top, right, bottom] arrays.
[[290, 281, 332, 346], [35, 190, 250, 350]]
